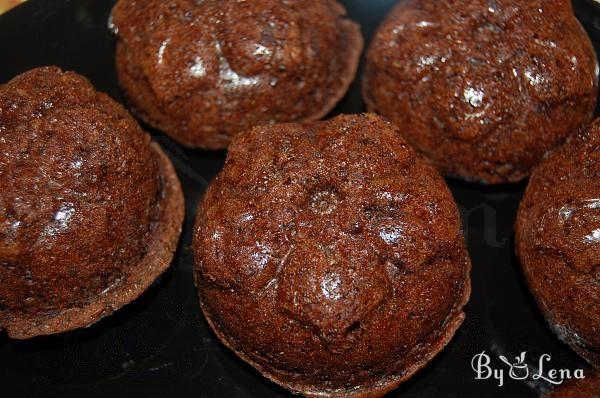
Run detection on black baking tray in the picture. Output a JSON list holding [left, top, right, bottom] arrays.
[[0, 1, 598, 397]]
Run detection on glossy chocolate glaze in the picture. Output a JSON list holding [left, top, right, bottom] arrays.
[[111, 0, 363, 150], [0, 67, 184, 338], [363, 0, 598, 184], [193, 114, 471, 397], [516, 119, 600, 365]]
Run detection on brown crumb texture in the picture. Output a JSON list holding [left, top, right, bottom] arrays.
[[516, 119, 600, 366], [363, 0, 598, 184], [0, 67, 184, 338], [193, 114, 471, 397], [111, 0, 363, 150]]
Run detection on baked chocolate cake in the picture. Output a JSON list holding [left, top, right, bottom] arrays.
[[363, 0, 598, 184], [516, 119, 600, 365], [544, 371, 600, 398], [110, 0, 363, 150], [0, 67, 184, 339], [193, 114, 471, 396]]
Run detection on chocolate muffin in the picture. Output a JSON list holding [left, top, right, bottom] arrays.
[[363, 0, 598, 184], [544, 371, 600, 398], [0, 67, 184, 339], [516, 119, 600, 365], [193, 114, 471, 396], [110, 0, 363, 150]]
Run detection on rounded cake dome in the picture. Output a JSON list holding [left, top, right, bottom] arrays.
[[193, 114, 471, 397], [0, 67, 184, 338], [363, 0, 598, 184], [516, 119, 600, 365], [110, 0, 363, 149]]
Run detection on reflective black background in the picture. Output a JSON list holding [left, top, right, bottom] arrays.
[[1, 1, 599, 397]]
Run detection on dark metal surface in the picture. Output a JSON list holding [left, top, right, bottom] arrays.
[[0, 1, 598, 397]]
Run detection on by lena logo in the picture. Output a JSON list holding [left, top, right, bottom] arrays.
[[471, 351, 585, 387]]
